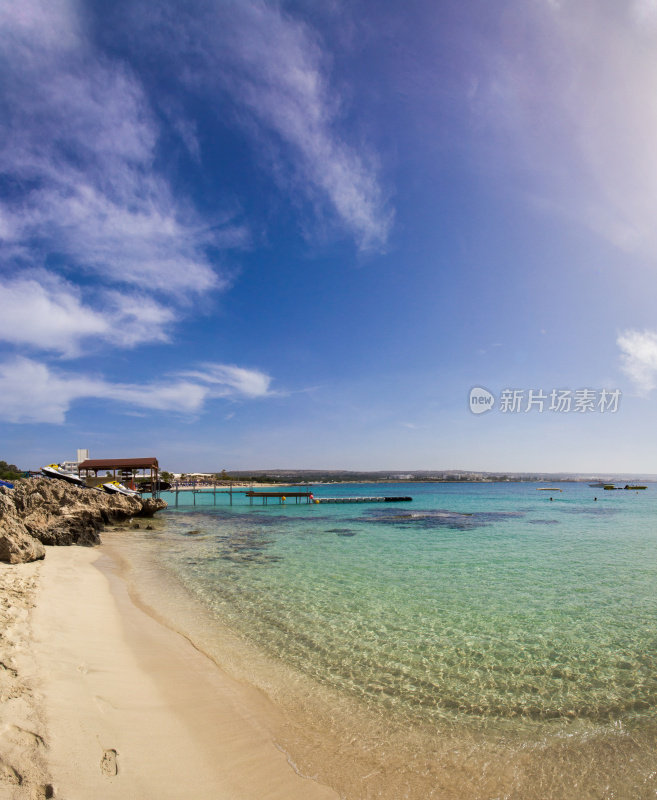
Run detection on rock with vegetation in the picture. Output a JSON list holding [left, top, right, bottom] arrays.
[[0, 478, 167, 564]]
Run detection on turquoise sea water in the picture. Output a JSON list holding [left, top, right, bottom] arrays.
[[132, 482, 657, 797]]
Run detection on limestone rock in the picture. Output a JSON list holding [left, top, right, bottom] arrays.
[[0, 526, 46, 564], [0, 479, 167, 563], [137, 497, 167, 517]]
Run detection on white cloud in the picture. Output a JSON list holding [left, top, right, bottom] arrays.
[[0, 357, 88, 424], [99, 381, 209, 415], [618, 329, 657, 395], [103, 290, 176, 347], [0, 357, 209, 424], [132, 0, 391, 251], [0, 276, 109, 356], [0, 275, 176, 356], [179, 363, 273, 398], [14, 183, 230, 295], [0, 0, 244, 298], [0, 357, 274, 423]]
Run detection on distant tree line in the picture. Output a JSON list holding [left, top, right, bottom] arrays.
[[0, 460, 23, 480], [213, 470, 286, 484]]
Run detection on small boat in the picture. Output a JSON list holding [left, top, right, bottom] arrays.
[[41, 464, 86, 487], [101, 480, 140, 498], [603, 485, 620, 490], [537, 488, 562, 492], [0, 479, 14, 489], [589, 482, 606, 488], [624, 485, 647, 490]]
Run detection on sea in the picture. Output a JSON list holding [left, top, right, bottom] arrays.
[[116, 481, 657, 799]]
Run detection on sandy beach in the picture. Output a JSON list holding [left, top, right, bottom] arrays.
[[0, 546, 338, 800], [3, 484, 657, 800], [0, 559, 50, 798]]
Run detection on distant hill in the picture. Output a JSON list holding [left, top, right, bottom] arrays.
[[220, 469, 657, 484]]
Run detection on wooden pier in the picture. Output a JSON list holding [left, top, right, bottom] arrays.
[[167, 488, 412, 507], [172, 487, 249, 507], [317, 496, 412, 504], [170, 487, 314, 507], [246, 491, 313, 505]]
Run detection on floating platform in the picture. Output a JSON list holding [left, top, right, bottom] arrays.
[[317, 496, 413, 504], [246, 491, 313, 504]]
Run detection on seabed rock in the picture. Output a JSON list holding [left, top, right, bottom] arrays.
[[0, 479, 167, 564]]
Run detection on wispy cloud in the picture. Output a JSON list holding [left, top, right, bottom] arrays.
[[0, 357, 275, 424], [471, 0, 657, 261], [130, 0, 392, 251], [0, 0, 243, 300], [618, 329, 657, 395], [179, 363, 274, 398], [0, 0, 290, 425]]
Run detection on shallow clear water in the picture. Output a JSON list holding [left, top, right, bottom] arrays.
[[132, 482, 657, 797]]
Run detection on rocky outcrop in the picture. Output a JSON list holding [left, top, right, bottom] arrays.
[[139, 497, 167, 517], [0, 525, 45, 564], [0, 479, 167, 564]]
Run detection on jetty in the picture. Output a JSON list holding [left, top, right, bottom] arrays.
[[172, 487, 252, 507], [170, 487, 313, 507], [168, 488, 413, 507], [244, 492, 413, 505], [245, 493, 413, 505], [317, 496, 412, 504], [246, 491, 313, 505]]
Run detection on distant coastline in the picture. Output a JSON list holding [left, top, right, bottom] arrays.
[[169, 470, 657, 487]]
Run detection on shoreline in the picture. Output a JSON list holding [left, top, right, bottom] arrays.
[[3, 487, 657, 798], [95, 504, 657, 800], [12, 545, 338, 800]]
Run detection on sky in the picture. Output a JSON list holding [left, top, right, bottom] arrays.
[[2, 0, 657, 473]]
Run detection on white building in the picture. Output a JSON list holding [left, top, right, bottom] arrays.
[[60, 449, 89, 474]]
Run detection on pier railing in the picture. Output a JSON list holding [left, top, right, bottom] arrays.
[[165, 487, 412, 507]]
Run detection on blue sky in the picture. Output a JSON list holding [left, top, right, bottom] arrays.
[[2, 0, 657, 473]]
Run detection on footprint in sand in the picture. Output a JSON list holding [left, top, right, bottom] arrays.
[[100, 749, 118, 777], [0, 660, 18, 677], [0, 757, 22, 785], [10, 725, 45, 748], [94, 695, 115, 714]]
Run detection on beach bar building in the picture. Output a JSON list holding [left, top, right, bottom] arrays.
[[78, 457, 159, 492]]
